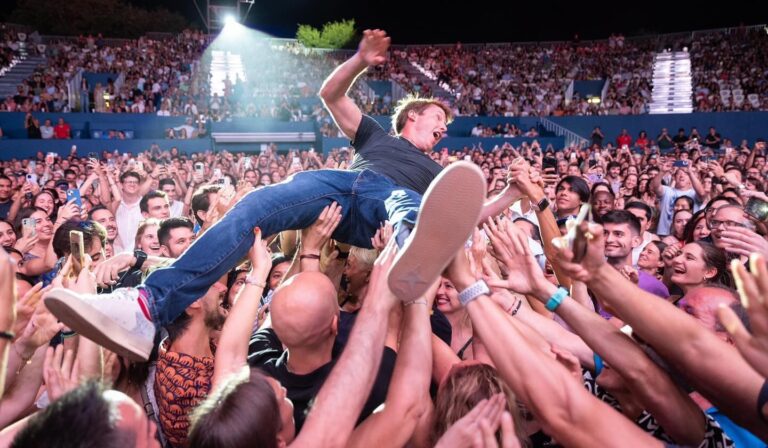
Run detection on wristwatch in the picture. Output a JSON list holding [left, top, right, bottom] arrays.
[[458, 280, 490, 307], [531, 197, 550, 212], [132, 249, 148, 271]]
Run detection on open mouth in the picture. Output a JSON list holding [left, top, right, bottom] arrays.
[[149, 243, 161, 251], [433, 131, 442, 140], [436, 297, 450, 306], [673, 266, 686, 274]]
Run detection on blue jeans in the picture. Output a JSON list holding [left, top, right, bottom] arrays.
[[144, 169, 421, 326]]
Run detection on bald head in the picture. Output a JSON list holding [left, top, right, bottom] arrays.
[[270, 272, 339, 349], [678, 286, 741, 341]]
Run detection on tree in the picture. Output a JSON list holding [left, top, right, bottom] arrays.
[[296, 19, 356, 49]]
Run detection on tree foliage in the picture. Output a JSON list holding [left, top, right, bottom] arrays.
[[296, 19, 356, 49], [9, 0, 188, 38]]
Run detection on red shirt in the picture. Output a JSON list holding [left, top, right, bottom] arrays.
[[617, 134, 632, 147], [53, 123, 70, 139]]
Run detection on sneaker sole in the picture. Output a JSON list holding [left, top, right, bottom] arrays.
[[388, 162, 486, 300], [44, 289, 151, 362]]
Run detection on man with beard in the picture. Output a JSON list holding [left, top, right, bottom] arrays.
[[89, 206, 120, 252], [154, 279, 228, 447]]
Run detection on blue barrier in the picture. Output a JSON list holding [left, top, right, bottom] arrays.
[[548, 112, 768, 146]]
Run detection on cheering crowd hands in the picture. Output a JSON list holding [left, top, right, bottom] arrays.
[[719, 255, 768, 379], [435, 395, 520, 448]]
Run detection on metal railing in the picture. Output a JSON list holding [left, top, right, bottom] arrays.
[[539, 117, 588, 148]]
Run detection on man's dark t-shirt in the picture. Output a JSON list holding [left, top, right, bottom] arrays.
[[247, 328, 396, 432], [0, 201, 11, 220], [349, 115, 442, 195]]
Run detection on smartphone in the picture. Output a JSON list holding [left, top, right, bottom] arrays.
[[195, 162, 204, 174], [26, 173, 37, 185], [553, 204, 591, 263], [66, 189, 82, 208], [69, 230, 85, 277], [673, 160, 689, 168], [243, 158, 252, 169], [28, 160, 36, 171], [88, 152, 99, 160], [136, 161, 144, 172], [108, 158, 116, 168], [463, 155, 472, 162], [46, 152, 56, 165], [214, 168, 222, 178], [543, 157, 557, 170], [587, 173, 603, 183], [21, 218, 36, 238], [745, 197, 768, 222], [292, 156, 301, 165]]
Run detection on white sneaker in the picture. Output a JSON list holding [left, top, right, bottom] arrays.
[[388, 162, 486, 300], [44, 288, 155, 362]]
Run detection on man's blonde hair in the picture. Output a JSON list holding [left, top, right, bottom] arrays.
[[391, 94, 453, 135]]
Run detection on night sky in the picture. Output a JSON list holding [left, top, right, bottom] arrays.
[[4, 0, 767, 44]]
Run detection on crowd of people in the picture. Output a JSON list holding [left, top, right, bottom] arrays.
[[0, 25, 765, 124], [0, 27, 767, 448]]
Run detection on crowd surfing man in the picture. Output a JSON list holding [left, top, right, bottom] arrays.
[[42, 29, 522, 362]]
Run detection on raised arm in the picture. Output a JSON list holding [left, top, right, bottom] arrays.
[[651, 159, 671, 197], [446, 249, 660, 448], [346, 281, 437, 448], [484, 219, 706, 445], [292, 238, 400, 448], [554, 221, 768, 441], [319, 30, 389, 140], [211, 229, 270, 388]]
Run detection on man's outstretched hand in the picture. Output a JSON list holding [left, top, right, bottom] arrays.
[[358, 29, 390, 66]]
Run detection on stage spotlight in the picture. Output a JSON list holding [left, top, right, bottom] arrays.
[[224, 15, 236, 25]]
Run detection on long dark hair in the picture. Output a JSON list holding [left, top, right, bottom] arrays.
[[693, 241, 732, 288]]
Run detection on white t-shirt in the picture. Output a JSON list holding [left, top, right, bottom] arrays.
[[115, 199, 142, 253], [657, 186, 699, 235], [170, 200, 184, 218]]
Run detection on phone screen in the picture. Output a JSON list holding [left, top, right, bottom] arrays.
[[69, 230, 85, 277], [66, 189, 82, 208]]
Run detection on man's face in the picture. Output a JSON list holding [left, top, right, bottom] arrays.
[[137, 225, 161, 255], [567, 165, 581, 176], [674, 169, 691, 189], [555, 181, 582, 214], [591, 192, 614, 218], [710, 206, 750, 249], [91, 209, 118, 241], [626, 207, 650, 233], [162, 226, 195, 258], [161, 184, 177, 201], [0, 178, 11, 201], [121, 176, 140, 195], [87, 237, 105, 266], [407, 104, 448, 150], [200, 282, 227, 331], [144, 197, 170, 219], [65, 172, 77, 185], [609, 166, 620, 178], [603, 222, 638, 262]]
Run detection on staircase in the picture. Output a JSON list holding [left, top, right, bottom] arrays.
[[391, 57, 454, 102], [209, 49, 246, 97], [0, 42, 45, 100], [649, 51, 693, 114]]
